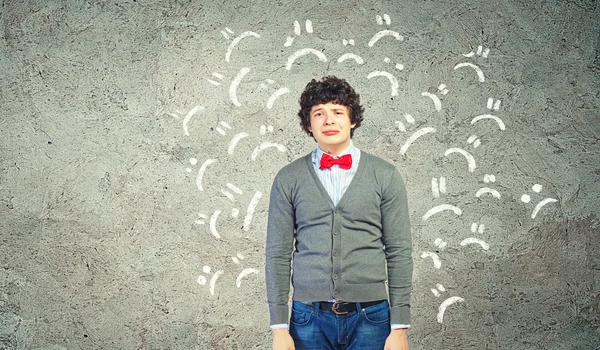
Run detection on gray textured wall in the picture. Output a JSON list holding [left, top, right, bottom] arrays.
[[1, 0, 599, 349]]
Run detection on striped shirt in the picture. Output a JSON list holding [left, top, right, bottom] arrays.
[[311, 141, 361, 206]]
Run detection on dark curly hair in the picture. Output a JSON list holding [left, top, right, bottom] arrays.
[[298, 76, 364, 138]]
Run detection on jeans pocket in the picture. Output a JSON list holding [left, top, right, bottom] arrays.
[[362, 301, 390, 324], [290, 307, 313, 326]]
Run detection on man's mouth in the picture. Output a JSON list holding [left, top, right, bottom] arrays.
[[323, 130, 339, 136]]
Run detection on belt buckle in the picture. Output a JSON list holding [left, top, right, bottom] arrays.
[[331, 301, 349, 315]]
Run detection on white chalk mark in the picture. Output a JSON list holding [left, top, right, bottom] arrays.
[[383, 14, 391, 25], [432, 176, 446, 197], [396, 121, 406, 132], [471, 115, 506, 130], [531, 198, 558, 219], [230, 67, 250, 107], [213, 72, 225, 79], [460, 238, 490, 251], [434, 238, 447, 250], [231, 208, 239, 218], [494, 99, 501, 110], [243, 191, 263, 231], [404, 114, 415, 124], [484, 174, 496, 183], [487, 97, 501, 111], [225, 31, 260, 62], [438, 297, 465, 323], [227, 183, 243, 194], [182, 106, 204, 136], [367, 71, 399, 96], [471, 223, 485, 233], [337, 53, 365, 64], [399, 127, 436, 155], [376, 15, 383, 25], [190, 158, 198, 165], [232, 257, 240, 264], [216, 127, 226, 135], [221, 189, 236, 201], [432, 288, 441, 297], [305, 20, 313, 33], [203, 266, 211, 274], [437, 284, 446, 292], [420, 251, 442, 269], [294, 20, 301, 35], [421, 92, 443, 112], [532, 184, 543, 193], [454, 62, 485, 82], [208, 79, 220, 86], [422, 204, 463, 221], [228, 132, 249, 155], [284, 36, 294, 47], [266, 87, 290, 109], [384, 57, 391, 63], [197, 275, 207, 285], [286, 48, 328, 70], [368, 30, 404, 47], [209, 210, 222, 239], [195, 213, 206, 225], [196, 159, 217, 191], [521, 194, 531, 203], [476, 187, 501, 199], [444, 148, 477, 172], [236, 268, 259, 288], [267, 125, 274, 132], [395, 63, 404, 70], [209, 270, 223, 296], [237, 253, 244, 260], [467, 135, 481, 148], [251, 142, 287, 161]]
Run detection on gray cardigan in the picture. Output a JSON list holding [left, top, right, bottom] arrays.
[[265, 151, 413, 325]]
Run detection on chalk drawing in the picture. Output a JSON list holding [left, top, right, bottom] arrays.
[[228, 132, 249, 155], [399, 127, 437, 155], [168, 106, 205, 136], [432, 177, 447, 198], [476, 175, 501, 198], [444, 148, 476, 172], [467, 135, 481, 148], [209, 210, 222, 239], [422, 204, 463, 221], [368, 30, 404, 47], [420, 251, 442, 269], [197, 265, 223, 296], [261, 79, 291, 109], [260, 125, 274, 135], [195, 213, 207, 225], [453, 63, 485, 82], [462, 45, 490, 58], [338, 53, 365, 65], [421, 84, 449, 112], [230, 67, 251, 107], [221, 183, 243, 202], [434, 238, 447, 250], [460, 238, 490, 251], [471, 223, 485, 234], [284, 20, 313, 47], [437, 296, 465, 323], [487, 97, 501, 111], [251, 142, 287, 161], [471, 115, 506, 130], [431, 283, 446, 297], [208, 72, 226, 86], [376, 14, 391, 26], [384, 57, 404, 71], [367, 71, 400, 96], [223, 28, 261, 62], [187, 158, 218, 191], [395, 113, 415, 132], [520, 184, 558, 219], [243, 191, 263, 231], [286, 48, 328, 70]]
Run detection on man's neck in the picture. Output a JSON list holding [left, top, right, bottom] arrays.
[[319, 141, 352, 156]]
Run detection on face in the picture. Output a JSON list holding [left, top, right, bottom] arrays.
[[307, 102, 356, 155]]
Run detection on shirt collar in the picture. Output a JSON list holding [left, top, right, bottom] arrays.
[[315, 141, 356, 160]]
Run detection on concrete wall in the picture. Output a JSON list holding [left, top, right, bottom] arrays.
[[1, 0, 599, 348]]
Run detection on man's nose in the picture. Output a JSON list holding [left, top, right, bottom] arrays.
[[323, 111, 335, 124]]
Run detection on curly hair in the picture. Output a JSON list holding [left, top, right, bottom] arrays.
[[298, 76, 364, 138]]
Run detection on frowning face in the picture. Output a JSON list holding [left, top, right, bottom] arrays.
[[307, 102, 356, 155]]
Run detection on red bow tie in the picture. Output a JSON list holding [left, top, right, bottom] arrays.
[[320, 153, 352, 170]]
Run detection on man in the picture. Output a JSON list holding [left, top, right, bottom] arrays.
[[265, 76, 413, 350]]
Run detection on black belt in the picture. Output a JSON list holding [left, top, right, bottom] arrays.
[[314, 300, 385, 315]]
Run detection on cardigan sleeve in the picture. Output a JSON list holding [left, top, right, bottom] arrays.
[[380, 168, 413, 325], [265, 172, 296, 326]]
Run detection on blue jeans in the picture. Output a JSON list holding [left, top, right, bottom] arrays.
[[289, 300, 390, 350]]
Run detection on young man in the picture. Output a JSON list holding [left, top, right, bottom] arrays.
[[265, 76, 413, 350]]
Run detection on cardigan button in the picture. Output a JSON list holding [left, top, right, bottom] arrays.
[[333, 251, 338, 257], [333, 230, 339, 235]]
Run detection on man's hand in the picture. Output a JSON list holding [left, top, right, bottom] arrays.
[[384, 328, 409, 350], [272, 328, 295, 350]]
